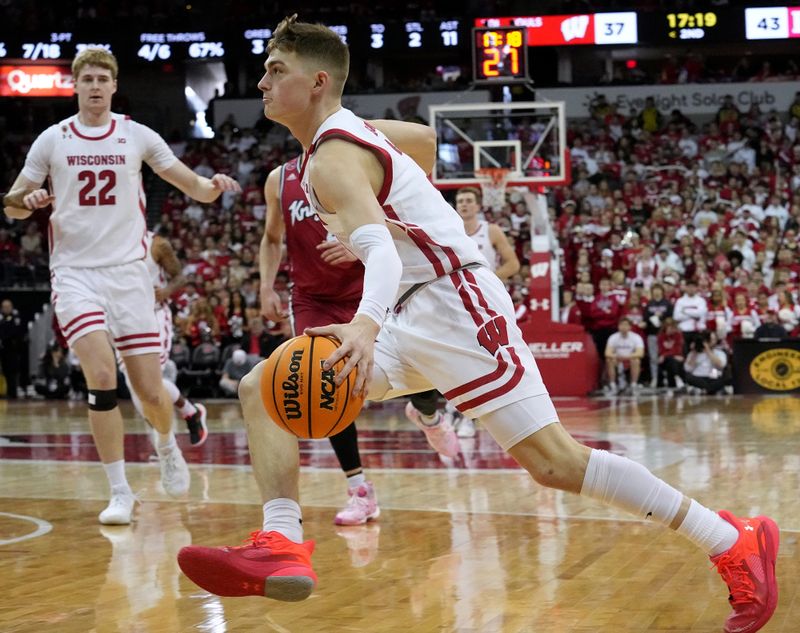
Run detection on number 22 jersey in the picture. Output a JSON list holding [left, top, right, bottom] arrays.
[[21, 113, 177, 269]]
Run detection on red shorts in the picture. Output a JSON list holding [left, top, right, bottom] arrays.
[[290, 291, 360, 335]]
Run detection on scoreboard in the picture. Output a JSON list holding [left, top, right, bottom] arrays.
[[0, 9, 797, 67], [475, 7, 800, 46], [0, 21, 467, 65]]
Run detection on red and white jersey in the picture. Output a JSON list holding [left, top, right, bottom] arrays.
[[467, 220, 497, 272], [21, 113, 177, 269], [300, 108, 487, 296]]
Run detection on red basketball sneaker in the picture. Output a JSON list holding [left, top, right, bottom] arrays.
[[711, 511, 780, 633], [178, 530, 317, 601]]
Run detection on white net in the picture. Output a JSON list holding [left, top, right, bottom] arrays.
[[477, 168, 515, 213]]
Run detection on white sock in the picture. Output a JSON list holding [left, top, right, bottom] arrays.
[[162, 378, 181, 405], [263, 498, 304, 544], [347, 472, 366, 489], [157, 432, 176, 451], [179, 400, 198, 418], [677, 500, 739, 556], [581, 449, 683, 525], [103, 460, 130, 491]]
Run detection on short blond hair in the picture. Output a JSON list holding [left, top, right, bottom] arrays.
[[268, 14, 349, 96], [456, 187, 482, 205], [72, 48, 118, 80]]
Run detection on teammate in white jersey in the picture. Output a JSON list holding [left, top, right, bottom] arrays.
[[178, 19, 779, 633], [455, 186, 520, 280], [4, 48, 239, 525], [118, 229, 209, 446]]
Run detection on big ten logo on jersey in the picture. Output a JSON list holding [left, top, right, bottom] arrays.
[[477, 315, 509, 356], [362, 121, 403, 155], [288, 198, 317, 225]]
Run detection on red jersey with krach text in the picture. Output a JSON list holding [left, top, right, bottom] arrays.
[[21, 113, 177, 269], [280, 157, 363, 301]]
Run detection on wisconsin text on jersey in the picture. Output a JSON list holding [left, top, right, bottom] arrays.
[[66, 155, 127, 165]]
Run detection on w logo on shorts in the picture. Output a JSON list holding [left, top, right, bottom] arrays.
[[477, 315, 509, 356]]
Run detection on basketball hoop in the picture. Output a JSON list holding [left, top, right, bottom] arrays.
[[476, 168, 514, 213]]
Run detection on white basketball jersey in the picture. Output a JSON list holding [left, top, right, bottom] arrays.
[[468, 220, 497, 272], [300, 108, 488, 296], [21, 113, 177, 269], [143, 231, 167, 290]]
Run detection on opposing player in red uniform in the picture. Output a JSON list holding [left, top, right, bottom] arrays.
[[4, 48, 239, 525], [262, 121, 461, 523], [178, 19, 779, 633], [260, 156, 374, 525]]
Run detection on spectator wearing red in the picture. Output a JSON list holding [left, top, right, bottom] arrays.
[[657, 317, 685, 388], [588, 277, 624, 361], [706, 288, 733, 340], [609, 269, 630, 306], [559, 288, 583, 325], [592, 249, 615, 285], [622, 292, 647, 338]]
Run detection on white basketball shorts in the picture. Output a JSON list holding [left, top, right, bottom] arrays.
[[117, 306, 173, 373], [51, 260, 160, 357], [368, 265, 559, 450]]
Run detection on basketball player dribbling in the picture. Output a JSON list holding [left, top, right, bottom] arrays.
[[117, 229, 208, 447], [178, 18, 779, 632], [263, 136, 460, 526], [4, 48, 240, 525]]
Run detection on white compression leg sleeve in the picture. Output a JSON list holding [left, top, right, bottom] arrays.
[[580, 449, 683, 526], [162, 378, 181, 404]]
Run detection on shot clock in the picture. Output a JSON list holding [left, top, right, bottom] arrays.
[[472, 26, 529, 84]]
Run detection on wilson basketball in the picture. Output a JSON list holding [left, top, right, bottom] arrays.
[[260, 334, 365, 439]]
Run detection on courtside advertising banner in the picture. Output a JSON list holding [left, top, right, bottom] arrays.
[[0, 65, 73, 97]]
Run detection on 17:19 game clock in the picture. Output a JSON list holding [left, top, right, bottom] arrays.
[[472, 26, 530, 84]]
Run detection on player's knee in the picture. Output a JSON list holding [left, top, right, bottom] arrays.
[[88, 366, 117, 390], [136, 385, 165, 409], [511, 432, 589, 492], [238, 362, 264, 403]]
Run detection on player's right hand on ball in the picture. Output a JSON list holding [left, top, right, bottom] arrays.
[[260, 285, 288, 322], [23, 189, 55, 210], [305, 314, 380, 398]]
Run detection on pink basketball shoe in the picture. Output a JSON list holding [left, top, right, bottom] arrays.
[[334, 482, 380, 526]]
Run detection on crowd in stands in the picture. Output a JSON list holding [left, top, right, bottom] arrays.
[[546, 89, 800, 394], [2, 78, 800, 397]]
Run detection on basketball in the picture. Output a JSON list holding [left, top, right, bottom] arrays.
[[259, 334, 365, 439]]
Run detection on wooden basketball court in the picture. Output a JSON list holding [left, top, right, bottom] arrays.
[[1, 395, 798, 632]]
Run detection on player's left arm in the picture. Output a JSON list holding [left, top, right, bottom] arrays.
[[488, 223, 521, 281], [367, 119, 436, 175], [151, 235, 186, 302], [303, 140, 403, 396], [157, 160, 241, 203]]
